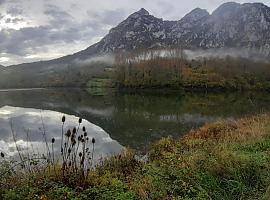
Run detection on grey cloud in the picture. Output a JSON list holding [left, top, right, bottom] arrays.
[[7, 6, 23, 16], [0, 18, 108, 57], [11, 17, 24, 23], [5, 18, 11, 23], [87, 8, 126, 26], [5, 17, 23, 24], [0, 27, 67, 55], [156, 0, 176, 17], [0, 0, 270, 66], [44, 4, 74, 26], [0, 27, 53, 56], [0, 4, 118, 59]]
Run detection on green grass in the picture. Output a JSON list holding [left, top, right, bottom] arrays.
[[1, 114, 270, 199], [86, 78, 113, 88]]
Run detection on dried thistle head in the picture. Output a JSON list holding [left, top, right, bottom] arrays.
[[68, 148, 71, 154], [1, 152, 4, 158], [51, 138, 55, 144], [82, 126, 86, 132], [72, 127, 76, 134], [71, 138, 76, 146], [79, 118, 82, 124], [71, 134, 75, 140], [79, 152, 82, 157], [92, 138, 96, 144], [65, 129, 71, 137], [62, 116, 66, 123], [84, 132, 87, 137]]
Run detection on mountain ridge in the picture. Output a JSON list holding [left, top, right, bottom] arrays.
[[76, 1, 270, 60], [0, 2, 270, 88], [6, 1, 270, 68]]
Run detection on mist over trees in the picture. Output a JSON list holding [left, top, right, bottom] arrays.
[[0, 46, 269, 90], [0, 60, 112, 88], [114, 48, 270, 90], [114, 47, 186, 88]]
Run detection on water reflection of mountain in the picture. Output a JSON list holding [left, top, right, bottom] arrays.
[[0, 89, 269, 150]]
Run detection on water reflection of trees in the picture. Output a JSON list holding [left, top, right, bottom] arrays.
[[0, 89, 269, 149]]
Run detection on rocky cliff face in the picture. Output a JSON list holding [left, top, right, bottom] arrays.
[[200, 2, 270, 52], [1, 2, 270, 88], [6, 2, 270, 68], [79, 2, 270, 57], [97, 8, 169, 51]]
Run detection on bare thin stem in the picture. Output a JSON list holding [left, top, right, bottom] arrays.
[[10, 120, 24, 167], [40, 111, 51, 164], [61, 123, 64, 155], [91, 143, 95, 168]]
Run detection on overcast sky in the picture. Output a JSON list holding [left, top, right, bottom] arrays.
[[0, 0, 269, 66]]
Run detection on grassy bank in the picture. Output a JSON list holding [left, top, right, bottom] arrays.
[[1, 114, 270, 199]]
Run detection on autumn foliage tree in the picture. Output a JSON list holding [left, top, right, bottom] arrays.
[[114, 47, 186, 88]]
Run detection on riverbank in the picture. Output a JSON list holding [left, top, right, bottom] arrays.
[[114, 52, 270, 92], [115, 77, 270, 92], [1, 114, 270, 199]]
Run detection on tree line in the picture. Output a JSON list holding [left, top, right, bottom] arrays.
[[114, 48, 270, 90]]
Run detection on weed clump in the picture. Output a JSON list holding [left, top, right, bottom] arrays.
[[1, 114, 270, 199]]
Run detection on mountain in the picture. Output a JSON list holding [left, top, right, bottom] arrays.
[[77, 2, 270, 57], [0, 2, 270, 88], [93, 8, 175, 52]]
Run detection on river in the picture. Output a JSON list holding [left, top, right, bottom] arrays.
[[0, 88, 269, 158]]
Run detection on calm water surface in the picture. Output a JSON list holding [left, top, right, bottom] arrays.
[[0, 88, 269, 158]]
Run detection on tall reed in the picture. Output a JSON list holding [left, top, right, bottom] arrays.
[[0, 115, 97, 187]]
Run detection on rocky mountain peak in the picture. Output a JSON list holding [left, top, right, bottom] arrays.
[[212, 2, 241, 19], [129, 8, 150, 19], [94, 7, 170, 53], [137, 8, 150, 15], [170, 8, 209, 40], [49, 1, 270, 63], [182, 8, 209, 22], [214, 2, 241, 11]]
